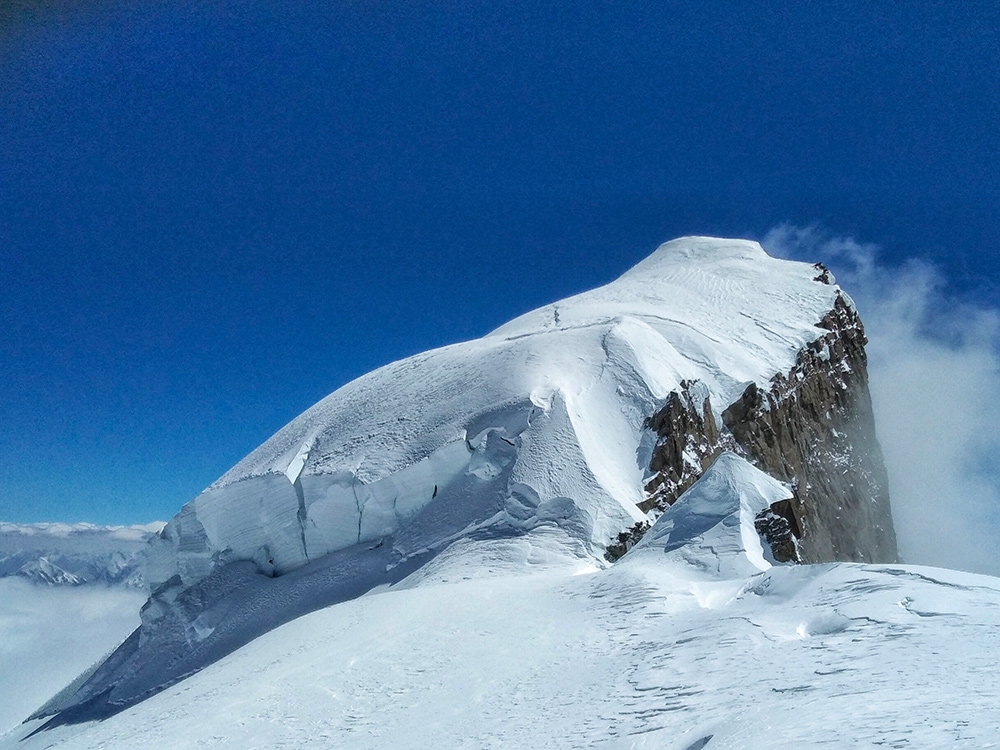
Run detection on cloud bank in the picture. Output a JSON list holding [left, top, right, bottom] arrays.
[[762, 225, 1000, 576]]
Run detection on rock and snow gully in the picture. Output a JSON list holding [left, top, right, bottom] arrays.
[[12, 237, 950, 748]]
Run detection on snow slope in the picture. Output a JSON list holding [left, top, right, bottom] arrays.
[[6, 453, 999, 749], [147, 237, 843, 592]]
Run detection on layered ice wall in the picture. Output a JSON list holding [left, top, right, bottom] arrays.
[[146, 238, 844, 591]]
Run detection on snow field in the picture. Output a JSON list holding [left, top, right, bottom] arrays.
[[7, 554, 1000, 749], [7, 454, 1000, 748]]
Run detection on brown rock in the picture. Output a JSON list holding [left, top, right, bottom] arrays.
[[613, 294, 899, 565], [721, 294, 898, 564]]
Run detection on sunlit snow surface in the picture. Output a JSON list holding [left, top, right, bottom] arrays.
[[6, 455, 1000, 749], [7, 558, 999, 747]]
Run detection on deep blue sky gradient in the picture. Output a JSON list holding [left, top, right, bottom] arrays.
[[2, 1, 998, 523]]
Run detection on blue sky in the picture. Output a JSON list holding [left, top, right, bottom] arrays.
[[1, 1, 998, 526]]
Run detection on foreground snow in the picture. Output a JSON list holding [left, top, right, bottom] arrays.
[[7, 457, 999, 748], [0, 580, 144, 734], [6, 550, 998, 749]]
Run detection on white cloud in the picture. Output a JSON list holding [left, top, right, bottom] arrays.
[[762, 224, 1000, 576]]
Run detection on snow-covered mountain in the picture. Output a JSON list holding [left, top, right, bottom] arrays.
[[6, 237, 997, 747], [0, 522, 165, 587], [141, 236, 892, 594]]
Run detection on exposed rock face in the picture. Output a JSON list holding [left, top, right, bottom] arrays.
[[640, 380, 732, 514], [722, 294, 897, 563], [753, 503, 800, 564], [636, 294, 898, 565], [606, 383, 733, 563]]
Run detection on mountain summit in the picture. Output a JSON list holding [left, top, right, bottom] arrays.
[[27, 237, 898, 730]]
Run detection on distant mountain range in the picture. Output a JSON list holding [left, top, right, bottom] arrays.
[[0, 522, 164, 588]]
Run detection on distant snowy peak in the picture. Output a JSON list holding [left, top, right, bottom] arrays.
[[15, 558, 86, 586], [0, 522, 165, 587], [0, 521, 165, 541]]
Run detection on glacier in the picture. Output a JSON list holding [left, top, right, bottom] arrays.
[[6, 236, 995, 746], [146, 236, 844, 591]]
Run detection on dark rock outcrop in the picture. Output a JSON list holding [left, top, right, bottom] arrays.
[[753, 502, 800, 563], [605, 520, 651, 561], [640, 380, 733, 514], [625, 294, 898, 565], [721, 294, 897, 563]]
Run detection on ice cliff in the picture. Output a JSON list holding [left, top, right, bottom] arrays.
[[30, 236, 898, 728]]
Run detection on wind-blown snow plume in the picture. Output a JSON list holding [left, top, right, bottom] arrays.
[[763, 225, 1000, 576]]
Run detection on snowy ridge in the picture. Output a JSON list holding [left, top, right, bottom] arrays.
[[147, 238, 842, 591]]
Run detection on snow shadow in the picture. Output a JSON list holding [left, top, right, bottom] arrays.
[[27, 541, 435, 733]]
